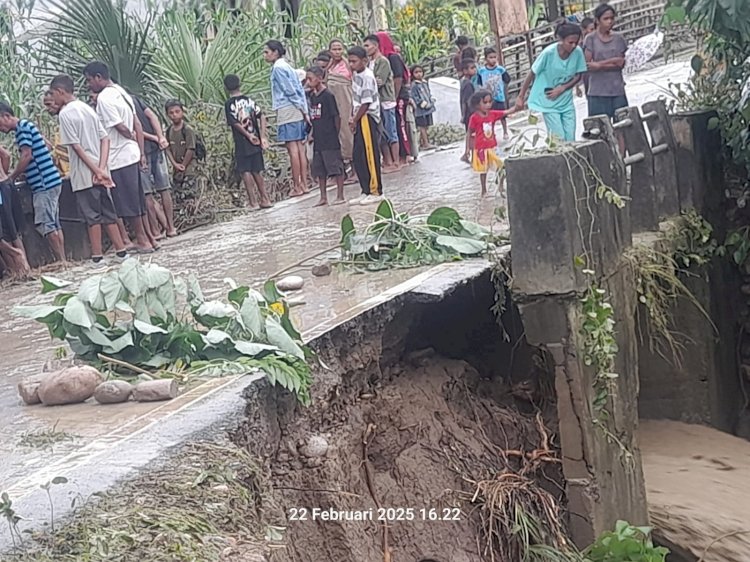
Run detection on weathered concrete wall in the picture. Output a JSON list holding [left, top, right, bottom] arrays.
[[507, 140, 649, 547]]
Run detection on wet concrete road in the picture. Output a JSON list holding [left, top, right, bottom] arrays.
[[0, 58, 691, 503]]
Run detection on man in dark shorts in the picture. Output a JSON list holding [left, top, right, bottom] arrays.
[[51, 74, 129, 266], [0, 103, 67, 264], [224, 74, 273, 209], [306, 66, 346, 206], [84, 61, 157, 254]]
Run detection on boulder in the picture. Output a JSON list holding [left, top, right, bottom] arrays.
[[276, 275, 304, 291], [94, 380, 134, 404], [133, 379, 178, 402], [299, 435, 329, 458], [311, 263, 332, 277], [38, 366, 104, 406], [18, 379, 43, 405]]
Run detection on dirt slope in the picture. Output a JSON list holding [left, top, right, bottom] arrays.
[[640, 420, 750, 562]]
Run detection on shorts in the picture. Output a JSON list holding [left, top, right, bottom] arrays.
[[76, 185, 118, 226], [140, 151, 171, 194], [415, 114, 434, 128], [278, 121, 307, 143], [236, 152, 265, 174], [0, 181, 19, 241], [311, 150, 345, 179], [588, 95, 629, 119], [110, 163, 146, 218], [471, 148, 503, 174], [491, 100, 507, 111], [381, 107, 398, 144], [33, 184, 62, 236]]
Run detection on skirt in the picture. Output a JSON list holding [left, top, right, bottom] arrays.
[[471, 148, 503, 174]]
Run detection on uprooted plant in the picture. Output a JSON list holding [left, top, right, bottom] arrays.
[[13, 259, 312, 405], [339, 200, 501, 271]]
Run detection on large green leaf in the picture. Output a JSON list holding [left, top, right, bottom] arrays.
[[143, 263, 172, 290], [265, 317, 305, 359], [239, 296, 264, 336], [341, 214, 355, 246], [41, 275, 72, 294], [102, 332, 135, 354], [119, 259, 149, 298], [13, 305, 63, 322], [203, 328, 233, 346], [435, 235, 487, 255], [63, 297, 94, 329], [194, 301, 236, 328], [134, 319, 169, 335], [234, 340, 279, 356], [427, 207, 462, 233]]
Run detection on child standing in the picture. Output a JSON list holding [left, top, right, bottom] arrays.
[[165, 100, 198, 193], [347, 46, 383, 205], [576, 17, 596, 99], [460, 59, 478, 163], [467, 90, 517, 196], [223, 74, 273, 210], [410, 65, 436, 149], [478, 47, 511, 140], [306, 66, 346, 206]]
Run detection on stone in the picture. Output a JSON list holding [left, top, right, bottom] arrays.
[[17, 380, 42, 405], [311, 263, 332, 277], [132, 379, 178, 402], [276, 275, 304, 291], [299, 435, 329, 458], [37, 366, 104, 406], [94, 380, 134, 404]]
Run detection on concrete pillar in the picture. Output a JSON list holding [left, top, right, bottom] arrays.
[[506, 140, 649, 547], [641, 100, 680, 220], [615, 106, 658, 232], [669, 110, 723, 215]]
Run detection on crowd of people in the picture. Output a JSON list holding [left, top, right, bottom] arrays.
[[0, 7, 627, 277], [0, 30, 441, 277]]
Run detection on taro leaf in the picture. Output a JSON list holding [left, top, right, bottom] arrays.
[[143, 263, 172, 290], [240, 296, 264, 336], [187, 274, 204, 308], [82, 326, 116, 347], [68, 337, 94, 357], [348, 233, 379, 255], [100, 272, 125, 311], [203, 328, 233, 346], [145, 290, 168, 322], [228, 285, 250, 307], [41, 275, 72, 294], [156, 282, 177, 319], [13, 305, 62, 322], [118, 258, 148, 298], [102, 332, 134, 354], [53, 293, 74, 306], [114, 301, 135, 317], [435, 235, 487, 255], [375, 199, 395, 220], [63, 297, 94, 329], [77, 276, 107, 310], [280, 309, 302, 341], [194, 301, 236, 328], [427, 207, 462, 233], [265, 317, 305, 359], [143, 354, 171, 368], [262, 280, 284, 304], [134, 319, 168, 335], [459, 220, 490, 239], [341, 214, 355, 246], [234, 340, 279, 356], [133, 296, 150, 323]]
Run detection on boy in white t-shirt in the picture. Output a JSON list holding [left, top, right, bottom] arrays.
[[50, 74, 128, 266]]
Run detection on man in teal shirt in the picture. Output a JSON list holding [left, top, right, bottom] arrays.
[[515, 23, 587, 142]]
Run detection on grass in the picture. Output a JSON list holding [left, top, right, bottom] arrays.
[[17, 424, 76, 450], [4, 440, 279, 562]]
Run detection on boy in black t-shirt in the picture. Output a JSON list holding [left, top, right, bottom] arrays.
[[306, 67, 345, 206], [223, 74, 272, 209]]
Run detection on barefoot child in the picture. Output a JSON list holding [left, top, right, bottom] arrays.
[[410, 65, 436, 149], [223, 74, 273, 210], [467, 90, 517, 196], [306, 66, 346, 206], [478, 47, 511, 140]]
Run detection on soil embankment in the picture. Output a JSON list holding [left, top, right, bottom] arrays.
[[640, 420, 750, 562]]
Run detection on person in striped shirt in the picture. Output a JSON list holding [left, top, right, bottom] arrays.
[[0, 103, 66, 264]]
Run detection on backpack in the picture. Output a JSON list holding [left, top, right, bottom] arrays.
[[169, 124, 206, 161]]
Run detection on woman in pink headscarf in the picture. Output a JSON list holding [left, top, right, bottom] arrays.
[[326, 39, 355, 180], [376, 31, 414, 163]]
